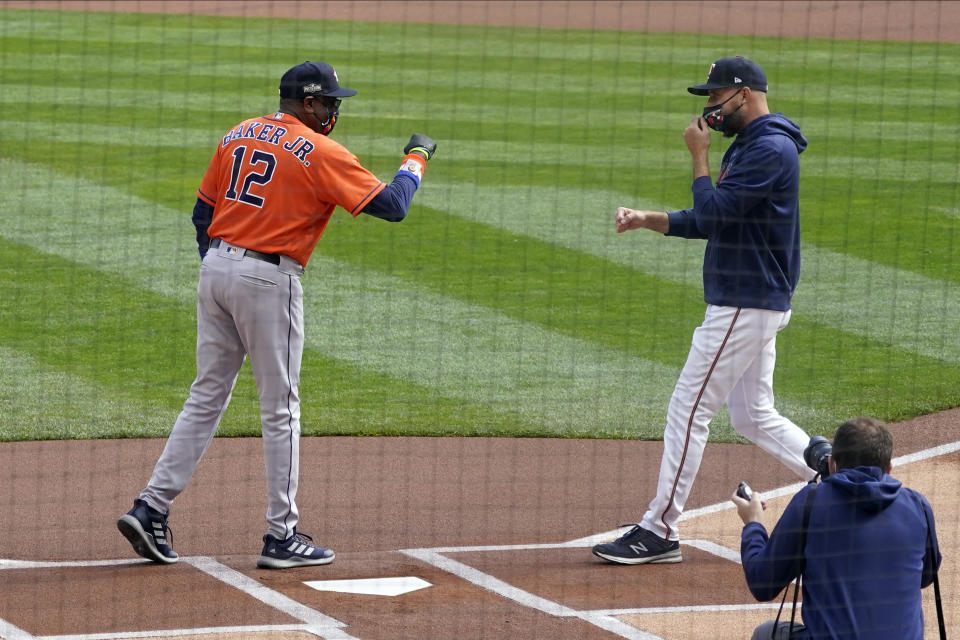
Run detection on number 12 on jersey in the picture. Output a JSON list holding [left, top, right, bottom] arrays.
[[224, 145, 277, 208]]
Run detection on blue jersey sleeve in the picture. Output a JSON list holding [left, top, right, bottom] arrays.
[[192, 197, 214, 259], [362, 172, 419, 222]]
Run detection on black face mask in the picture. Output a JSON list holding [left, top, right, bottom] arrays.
[[702, 89, 744, 133], [318, 98, 341, 136]]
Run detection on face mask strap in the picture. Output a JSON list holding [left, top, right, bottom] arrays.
[[703, 88, 744, 132]]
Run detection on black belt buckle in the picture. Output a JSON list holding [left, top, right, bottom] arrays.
[[209, 238, 280, 265]]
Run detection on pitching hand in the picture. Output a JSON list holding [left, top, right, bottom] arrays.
[[731, 489, 766, 526], [683, 116, 711, 154]]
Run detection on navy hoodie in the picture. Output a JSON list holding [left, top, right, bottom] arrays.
[[666, 113, 807, 311], [741, 468, 941, 639]]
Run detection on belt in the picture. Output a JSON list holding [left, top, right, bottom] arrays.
[[209, 238, 281, 265]]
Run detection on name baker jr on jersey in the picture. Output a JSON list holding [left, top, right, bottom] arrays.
[[221, 113, 315, 166]]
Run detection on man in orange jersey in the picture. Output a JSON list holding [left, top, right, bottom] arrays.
[[118, 61, 436, 569]]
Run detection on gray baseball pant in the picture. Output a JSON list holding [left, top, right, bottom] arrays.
[[140, 241, 306, 541]]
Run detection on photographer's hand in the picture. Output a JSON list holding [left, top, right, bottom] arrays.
[[731, 490, 765, 526]]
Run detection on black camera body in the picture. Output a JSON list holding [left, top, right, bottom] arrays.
[[804, 436, 833, 478]]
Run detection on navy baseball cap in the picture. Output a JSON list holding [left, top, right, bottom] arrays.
[[279, 61, 357, 99], [688, 56, 768, 95]]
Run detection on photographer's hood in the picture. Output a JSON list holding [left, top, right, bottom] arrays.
[[825, 466, 901, 514]]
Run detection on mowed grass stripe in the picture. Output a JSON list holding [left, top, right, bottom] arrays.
[[1, 116, 957, 184], [2, 110, 956, 288], [5, 47, 960, 113], [0, 159, 686, 437], [0, 235, 531, 440], [407, 183, 960, 364], [4, 9, 958, 80], [2, 79, 958, 141], [2, 9, 958, 436], [3, 119, 956, 289], [2, 161, 956, 438], [318, 202, 960, 426], [0, 345, 178, 440], [302, 250, 685, 434], [10, 157, 955, 433], [4, 153, 957, 370]]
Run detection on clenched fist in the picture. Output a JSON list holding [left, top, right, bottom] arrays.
[[404, 134, 437, 161], [615, 207, 670, 234]]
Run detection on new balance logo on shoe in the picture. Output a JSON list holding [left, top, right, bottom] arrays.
[[592, 524, 682, 565]]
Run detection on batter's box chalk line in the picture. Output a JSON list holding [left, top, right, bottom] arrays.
[[398, 438, 960, 640], [0, 555, 358, 640], [2, 440, 956, 640]]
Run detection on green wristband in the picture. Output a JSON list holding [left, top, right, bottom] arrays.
[[408, 146, 432, 161]]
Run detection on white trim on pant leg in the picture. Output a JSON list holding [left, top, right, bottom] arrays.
[[281, 272, 297, 540], [235, 259, 304, 541]]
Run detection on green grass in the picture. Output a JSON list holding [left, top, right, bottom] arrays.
[[0, 8, 958, 442]]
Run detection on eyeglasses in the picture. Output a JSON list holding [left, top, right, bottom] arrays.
[[315, 97, 341, 110]]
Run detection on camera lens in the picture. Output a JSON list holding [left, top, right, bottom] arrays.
[[803, 436, 833, 478]]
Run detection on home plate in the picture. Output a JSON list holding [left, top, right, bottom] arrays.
[[304, 576, 432, 596]]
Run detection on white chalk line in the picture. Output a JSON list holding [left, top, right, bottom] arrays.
[[2, 439, 956, 640], [0, 555, 356, 640], [183, 556, 354, 639], [399, 548, 664, 640], [24, 625, 316, 640], [587, 602, 800, 616], [565, 438, 960, 547], [0, 558, 146, 570], [0, 619, 32, 640], [399, 539, 737, 640], [401, 438, 960, 639]]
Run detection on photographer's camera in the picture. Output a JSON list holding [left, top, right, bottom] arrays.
[[803, 435, 833, 478]]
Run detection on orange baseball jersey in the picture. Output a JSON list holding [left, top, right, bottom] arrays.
[[199, 111, 385, 267]]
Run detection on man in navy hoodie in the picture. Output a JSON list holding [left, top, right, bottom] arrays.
[[594, 56, 815, 564], [734, 417, 941, 639]]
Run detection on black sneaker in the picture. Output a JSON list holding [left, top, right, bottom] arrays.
[[592, 524, 682, 565], [117, 499, 179, 564], [257, 530, 335, 569]]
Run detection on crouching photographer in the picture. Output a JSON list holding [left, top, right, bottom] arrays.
[[732, 417, 942, 639]]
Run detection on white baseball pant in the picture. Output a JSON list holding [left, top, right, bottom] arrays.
[[641, 304, 814, 541], [139, 241, 306, 541]]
